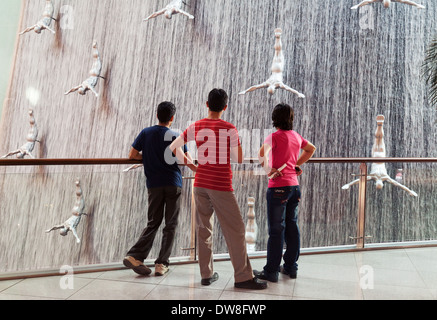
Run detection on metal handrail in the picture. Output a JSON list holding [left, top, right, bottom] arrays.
[[0, 158, 142, 166], [1, 157, 437, 166], [305, 157, 437, 163]]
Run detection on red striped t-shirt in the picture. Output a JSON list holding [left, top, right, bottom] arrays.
[[182, 118, 241, 192]]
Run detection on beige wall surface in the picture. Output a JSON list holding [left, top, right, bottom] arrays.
[[0, 0, 21, 121]]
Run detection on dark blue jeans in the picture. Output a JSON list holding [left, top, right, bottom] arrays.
[[264, 186, 301, 277]]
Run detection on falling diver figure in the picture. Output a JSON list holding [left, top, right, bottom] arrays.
[[65, 42, 103, 98], [19, 0, 56, 35], [351, 0, 425, 10], [239, 28, 305, 98], [123, 164, 143, 172], [2, 109, 39, 159], [144, 0, 194, 21], [46, 179, 87, 244], [342, 115, 418, 197]]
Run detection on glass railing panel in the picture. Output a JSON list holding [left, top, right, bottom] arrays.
[[1, 159, 436, 277], [364, 162, 437, 245], [210, 162, 360, 256], [299, 162, 359, 250], [0, 165, 194, 274]]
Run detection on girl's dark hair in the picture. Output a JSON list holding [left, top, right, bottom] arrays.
[[272, 103, 294, 130], [208, 88, 228, 112], [157, 101, 176, 123]]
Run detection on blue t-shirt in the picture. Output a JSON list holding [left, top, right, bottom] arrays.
[[132, 125, 188, 189]]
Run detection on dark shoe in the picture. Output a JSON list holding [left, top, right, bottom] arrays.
[[201, 272, 219, 286], [253, 269, 278, 283], [281, 266, 297, 279], [123, 256, 152, 276], [234, 277, 268, 290]]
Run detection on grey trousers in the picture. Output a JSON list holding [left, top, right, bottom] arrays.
[[193, 187, 254, 283]]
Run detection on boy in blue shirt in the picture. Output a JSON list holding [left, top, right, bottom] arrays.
[[123, 101, 190, 276]]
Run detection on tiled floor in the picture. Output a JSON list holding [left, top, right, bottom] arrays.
[[1, 247, 437, 300]]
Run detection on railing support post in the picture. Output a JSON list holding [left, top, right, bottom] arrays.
[[357, 162, 368, 249], [190, 179, 197, 261]]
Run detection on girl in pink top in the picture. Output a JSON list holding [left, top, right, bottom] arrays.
[[255, 103, 316, 282], [264, 129, 308, 188]]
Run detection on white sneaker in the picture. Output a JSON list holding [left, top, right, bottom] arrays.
[[155, 263, 169, 276]]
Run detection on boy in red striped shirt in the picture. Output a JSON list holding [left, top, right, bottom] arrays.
[[170, 88, 267, 290]]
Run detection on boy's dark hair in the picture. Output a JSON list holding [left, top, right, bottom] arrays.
[[208, 88, 228, 112], [157, 101, 176, 123], [272, 103, 294, 130]]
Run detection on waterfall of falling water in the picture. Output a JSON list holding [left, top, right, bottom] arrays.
[[0, 0, 436, 274]]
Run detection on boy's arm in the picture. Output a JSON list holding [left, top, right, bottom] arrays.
[[230, 145, 244, 163], [169, 136, 198, 172], [185, 150, 194, 162], [258, 143, 283, 179], [258, 144, 270, 169], [128, 147, 142, 161]]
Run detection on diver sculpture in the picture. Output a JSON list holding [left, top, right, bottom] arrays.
[[65, 42, 103, 98], [19, 0, 56, 35], [239, 28, 305, 98], [342, 115, 418, 197], [46, 179, 87, 244], [144, 0, 194, 21], [123, 164, 143, 172], [351, 0, 425, 10], [2, 109, 39, 159], [245, 197, 258, 252]]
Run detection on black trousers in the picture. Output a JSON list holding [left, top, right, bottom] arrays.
[[127, 186, 182, 266]]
